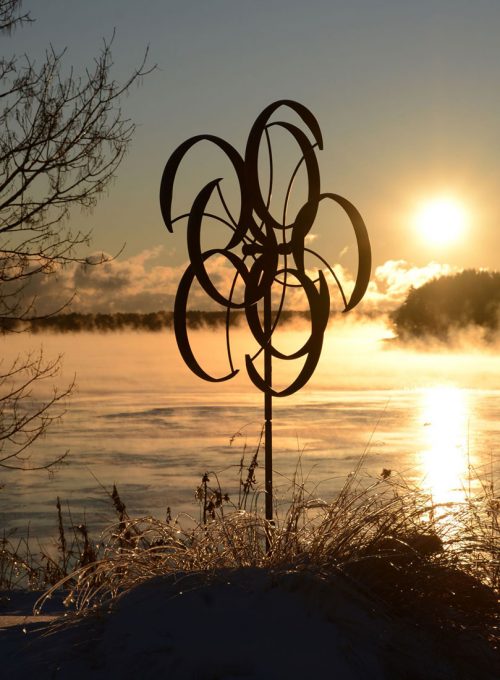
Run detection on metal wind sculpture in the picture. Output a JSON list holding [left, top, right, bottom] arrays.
[[160, 100, 371, 523]]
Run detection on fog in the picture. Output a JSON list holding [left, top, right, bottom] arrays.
[[3, 316, 499, 395], [0, 320, 498, 539]]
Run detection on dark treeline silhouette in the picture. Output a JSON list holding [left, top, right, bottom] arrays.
[[392, 269, 500, 340], [1, 310, 312, 333]]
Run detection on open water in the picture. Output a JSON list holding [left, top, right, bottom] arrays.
[[0, 322, 499, 541]]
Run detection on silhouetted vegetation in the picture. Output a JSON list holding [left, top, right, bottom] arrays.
[[392, 269, 500, 341], [0, 310, 313, 333]]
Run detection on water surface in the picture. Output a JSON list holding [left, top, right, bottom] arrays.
[[1, 322, 498, 540]]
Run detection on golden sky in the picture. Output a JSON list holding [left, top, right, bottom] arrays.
[[12, 0, 500, 311]]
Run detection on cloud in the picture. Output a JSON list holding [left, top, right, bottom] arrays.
[[280, 259, 460, 315], [298, 259, 459, 315], [364, 260, 459, 313], [70, 249, 186, 313], [17, 249, 255, 315], [7, 248, 179, 316], [9, 249, 463, 317]]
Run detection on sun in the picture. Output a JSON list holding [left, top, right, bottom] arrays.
[[414, 197, 467, 246]]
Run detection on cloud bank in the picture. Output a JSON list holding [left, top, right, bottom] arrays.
[[15, 249, 460, 317]]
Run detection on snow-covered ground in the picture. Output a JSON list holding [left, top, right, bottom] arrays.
[[1, 569, 498, 679]]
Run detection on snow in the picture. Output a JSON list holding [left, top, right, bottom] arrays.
[[0, 569, 498, 679]]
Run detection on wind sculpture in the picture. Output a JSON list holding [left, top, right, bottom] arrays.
[[160, 100, 371, 523]]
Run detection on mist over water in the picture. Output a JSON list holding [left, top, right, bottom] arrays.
[[0, 320, 498, 540]]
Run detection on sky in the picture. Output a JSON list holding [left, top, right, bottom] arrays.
[[9, 0, 500, 313]]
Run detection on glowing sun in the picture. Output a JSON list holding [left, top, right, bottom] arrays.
[[414, 197, 467, 246]]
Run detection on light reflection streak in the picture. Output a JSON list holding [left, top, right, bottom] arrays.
[[419, 386, 470, 506]]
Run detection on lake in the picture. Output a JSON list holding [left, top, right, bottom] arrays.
[[0, 320, 499, 541]]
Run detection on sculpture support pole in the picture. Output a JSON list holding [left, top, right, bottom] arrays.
[[264, 286, 273, 525]]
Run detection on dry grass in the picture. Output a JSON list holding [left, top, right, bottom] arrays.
[[0, 513, 98, 591], [0, 434, 497, 659], [29, 455, 499, 653]]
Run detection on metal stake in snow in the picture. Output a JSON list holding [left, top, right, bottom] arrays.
[[160, 100, 371, 527]]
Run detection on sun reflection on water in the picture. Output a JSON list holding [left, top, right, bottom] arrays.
[[419, 386, 470, 505]]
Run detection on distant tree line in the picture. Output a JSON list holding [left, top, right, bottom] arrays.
[[1, 310, 312, 333], [392, 269, 500, 340]]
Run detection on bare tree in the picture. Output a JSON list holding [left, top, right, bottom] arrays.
[[0, 351, 72, 469], [0, 0, 153, 469], [0, 0, 30, 33]]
